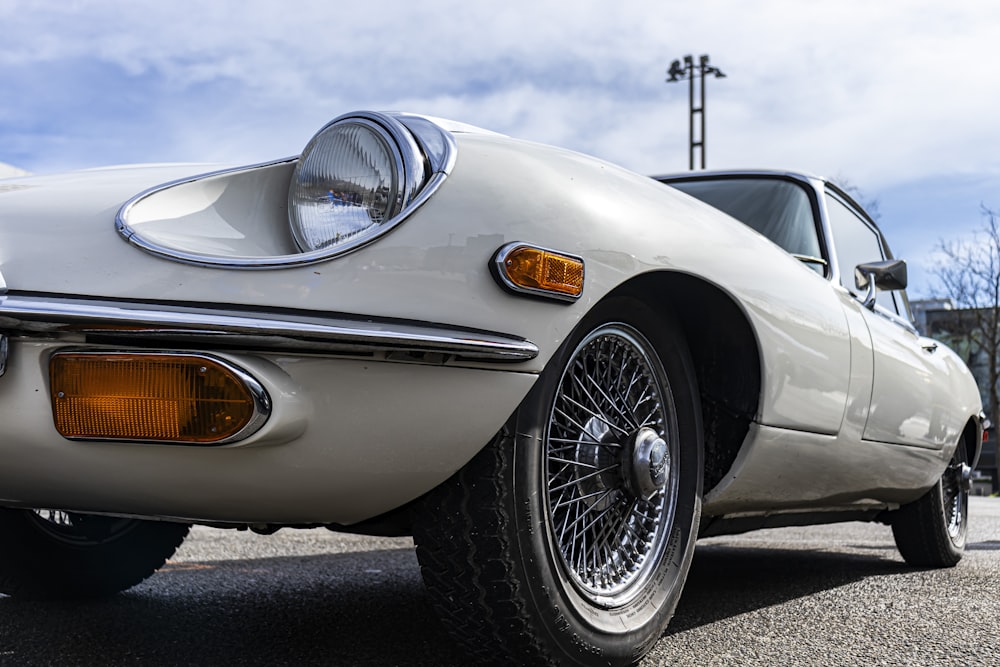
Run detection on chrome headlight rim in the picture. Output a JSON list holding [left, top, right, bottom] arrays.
[[288, 111, 428, 254], [115, 111, 456, 270]]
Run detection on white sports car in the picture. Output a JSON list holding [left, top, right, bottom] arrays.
[[0, 111, 984, 666]]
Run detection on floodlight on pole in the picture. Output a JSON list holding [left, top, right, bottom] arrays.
[[666, 54, 726, 170]]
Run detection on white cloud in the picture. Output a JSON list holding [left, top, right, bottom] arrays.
[[1, 0, 999, 195], [4, 0, 1000, 298]]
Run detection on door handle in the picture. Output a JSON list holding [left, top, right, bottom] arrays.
[[922, 342, 938, 353]]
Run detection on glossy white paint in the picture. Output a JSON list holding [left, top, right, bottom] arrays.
[[835, 289, 876, 441], [862, 307, 979, 449], [704, 422, 951, 516]]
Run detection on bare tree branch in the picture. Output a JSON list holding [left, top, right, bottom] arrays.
[[930, 205, 1000, 435]]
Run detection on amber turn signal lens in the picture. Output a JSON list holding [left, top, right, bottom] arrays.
[[50, 353, 264, 444], [498, 245, 584, 299]]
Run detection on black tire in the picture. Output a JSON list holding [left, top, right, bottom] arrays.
[[414, 298, 703, 666], [891, 440, 970, 567], [0, 509, 190, 599]]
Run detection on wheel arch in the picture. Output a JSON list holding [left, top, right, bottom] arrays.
[[599, 271, 762, 494], [962, 415, 984, 470]]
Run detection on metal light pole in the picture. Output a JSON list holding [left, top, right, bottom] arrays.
[[666, 54, 726, 170]]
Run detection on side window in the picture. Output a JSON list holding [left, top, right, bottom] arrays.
[[825, 193, 899, 314]]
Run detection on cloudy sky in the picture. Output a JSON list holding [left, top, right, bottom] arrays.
[[2, 0, 998, 296]]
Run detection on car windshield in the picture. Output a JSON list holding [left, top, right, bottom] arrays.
[[667, 178, 823, 262]]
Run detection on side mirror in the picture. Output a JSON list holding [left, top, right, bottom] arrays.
[[855, 259, 907, 310]]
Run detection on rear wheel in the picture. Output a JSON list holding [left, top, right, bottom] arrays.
[[414, 299, 702, 666], [0, 508, 190, 599], [891, 440, 971, 567]]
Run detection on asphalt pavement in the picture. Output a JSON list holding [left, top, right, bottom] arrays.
[[0, 498, 997, 666]]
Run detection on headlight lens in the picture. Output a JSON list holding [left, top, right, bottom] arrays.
[[289, 116, 421, 253]]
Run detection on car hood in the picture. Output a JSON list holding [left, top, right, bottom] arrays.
[[0, 164, 229, 295]]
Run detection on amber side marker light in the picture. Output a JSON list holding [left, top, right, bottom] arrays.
[[493, 243, 584, 302], [50, 352, 269, 444]]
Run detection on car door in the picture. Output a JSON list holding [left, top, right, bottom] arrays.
[[824, 189, 954, 449]]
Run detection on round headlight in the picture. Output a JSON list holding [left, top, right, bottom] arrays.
[[289, 116, 423, 253]]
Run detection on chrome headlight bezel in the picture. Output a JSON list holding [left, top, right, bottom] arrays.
[[115, 111, 457, 269]]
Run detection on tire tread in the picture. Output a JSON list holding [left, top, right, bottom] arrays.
[[414, 424, 558, 666]]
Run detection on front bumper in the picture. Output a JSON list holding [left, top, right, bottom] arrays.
[[0, 293, 538, 525]]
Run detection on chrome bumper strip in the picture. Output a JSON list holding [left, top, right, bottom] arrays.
[[0, 294, 538, 363]]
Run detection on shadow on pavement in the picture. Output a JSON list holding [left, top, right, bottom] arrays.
[[668, 542, 907, 635], [0, 548, 467, 667], [0, 540, 922, 666]]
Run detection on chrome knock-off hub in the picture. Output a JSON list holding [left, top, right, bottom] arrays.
[[625, 427, 670, 500]]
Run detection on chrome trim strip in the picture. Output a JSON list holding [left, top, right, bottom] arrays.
[[394, 112, 459, 174], [492, 242, 584, 303], [0, 294, 538, 363], [50, 350, 272, 446], [792, 254, 828, 267], [116, 111, 457, 270]]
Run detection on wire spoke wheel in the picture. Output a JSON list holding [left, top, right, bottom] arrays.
[[545, 323, 678, 606], [941, 446, 970, 541], [414, 299, 702, 666]]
